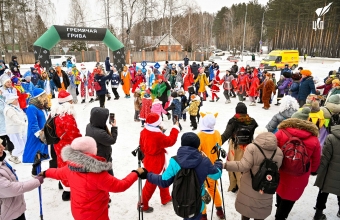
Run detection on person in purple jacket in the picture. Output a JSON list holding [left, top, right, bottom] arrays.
[[0, 138, 44, 220], [276, 71, 293, 106]]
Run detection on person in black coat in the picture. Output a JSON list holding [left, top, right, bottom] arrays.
[[9, 56, 20, 73], [104, 57, 111, 73], [85, 107, 117, 176], [52, 66, 70, 90], [94, 67, 113, 108]]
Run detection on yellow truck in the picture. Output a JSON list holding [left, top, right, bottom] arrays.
[[261, 50, 299, 71]]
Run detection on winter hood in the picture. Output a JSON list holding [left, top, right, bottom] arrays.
[[176, 146, 203, 169], [278, 118, 319, 137], [330, 125, 340, 140], [253, 132, 278, 151], [279, 95, 299, 113], [61, 146, 112, 173], [199, 112, 218, 133], [90, 107, 109, 129]]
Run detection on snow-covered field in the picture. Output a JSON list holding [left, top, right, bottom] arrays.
[[12, 57, 340, 220]]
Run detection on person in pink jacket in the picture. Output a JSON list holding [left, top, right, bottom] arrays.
[[0, 138, 43, 220], [151, 98, 170, 119]]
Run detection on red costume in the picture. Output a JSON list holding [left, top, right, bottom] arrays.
[[210, 71, 220, 101], [139, 113, 179, 211], [34, 63, 43, 75], [183, 66, 194, 92], [247, 69, 260, 97], [132, 73, 145, 93], [236, 67, 249, 96]]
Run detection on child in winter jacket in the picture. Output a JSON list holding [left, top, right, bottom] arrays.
[[111, 68, 121, 100], [151, 98, 168, 117], [247, 69, 260, 106], [195, 68, 209, 101], [165, 92, 182, 130], [220, 70, 234, 104], [21, 75, 35, 99], [289, 72, 301, 100], [146, 132, 222, 220], [0, 138, 43, 220], [11, 77, 29, 111], [209, 71, 220, 102], [42, 137, 145, 220], [184, 94, 201, 130], [134, 89, 142, 122], [139, 93, 152, 127], [178, 89, 188, 121]]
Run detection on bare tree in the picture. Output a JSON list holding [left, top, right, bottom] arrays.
[[68, 0, 87, 26]]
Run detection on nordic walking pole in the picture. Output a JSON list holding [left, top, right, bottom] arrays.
[[35, 152, 44, 220], [210, 143, 220, 220], [216, 143, 226, 216], [132, 146, 144, 220]]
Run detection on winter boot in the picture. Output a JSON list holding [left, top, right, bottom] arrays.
[[201, 214, 208, 220], [58, 181, 63, 190], [313, 209, 327, 220], [142, 207, 154, 213], [216, 97, 220, 102], [209, 100, 215, 102], [81, 99, 85, 104], [216, 207, 225, 219], [89, 98, 94, 103], [62, 191, 71, 201]]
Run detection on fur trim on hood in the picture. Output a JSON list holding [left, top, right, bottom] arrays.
[[61, 146, 112, 173], [278, 118, 319, 137], [51, 102, 76, 117]]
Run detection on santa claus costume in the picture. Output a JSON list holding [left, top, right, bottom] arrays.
[[236, 67, 249, 102], [139, 113, 180, 212], [51, 90, 82, 201], [210, 70, 221, 102], [247, 68, 260, 106], [79, 63, 95, 103]]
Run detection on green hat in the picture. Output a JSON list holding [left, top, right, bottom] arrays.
[[291, 107, 311, 120]]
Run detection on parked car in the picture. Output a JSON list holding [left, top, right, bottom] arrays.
[[227, 56, 239, 62], [213, 49, 225, 56], [208, 56, 223, 62], [242, 50, 252, 56], [50, 55, 77, 67]]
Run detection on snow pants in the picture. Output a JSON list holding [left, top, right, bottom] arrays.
[[142, 180, 172, 211], [8, 133, 26, 157], [202, 177, 222, 214]]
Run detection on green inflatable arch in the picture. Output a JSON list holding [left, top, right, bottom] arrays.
[[33, 25, 125, 70]]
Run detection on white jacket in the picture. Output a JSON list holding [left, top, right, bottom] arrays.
[[4, 104, 27, 136]]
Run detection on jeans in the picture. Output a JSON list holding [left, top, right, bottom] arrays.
[[315, 189, 340, 210], [275, 194, 296, 220], [223, 90, 230, 101]]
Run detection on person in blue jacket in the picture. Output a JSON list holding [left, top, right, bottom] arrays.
[[280, 64, 292, 75], [297, 69, 316, 107], [66, 57, 73, 70], [22, 88, 50, 175], [209, 64, 215, 82], [94, 66, 113, 108], [146, 132, 223, 220]]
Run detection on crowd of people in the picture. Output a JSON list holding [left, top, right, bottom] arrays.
[[0, 55, 340, 220]]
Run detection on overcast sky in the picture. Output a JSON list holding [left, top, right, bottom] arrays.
[[53, 0, 269, 26]]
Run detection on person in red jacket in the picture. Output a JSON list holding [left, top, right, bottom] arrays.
[[41, 136, 146, 220], [183, 66, 195, 95], [274, 110, 321, 220], [247, 68, 260, 106], [140, 113, 180, 213], [236, 67, 249, 102], [34, 60, 43, 75], [50, 90, 82, 201]]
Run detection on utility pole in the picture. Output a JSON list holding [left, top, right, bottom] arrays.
[[241, 4, 247, 62], [168, 0, 173, 61], [106, 0, 110, 57]]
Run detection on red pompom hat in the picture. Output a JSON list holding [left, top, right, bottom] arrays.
[[58, 90, 73, 103], [146, 113, 162, 127]]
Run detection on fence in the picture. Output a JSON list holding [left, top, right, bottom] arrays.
[[2, 50, 212, 65]]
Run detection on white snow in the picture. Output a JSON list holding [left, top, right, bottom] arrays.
[[10, 57, 340, 220]]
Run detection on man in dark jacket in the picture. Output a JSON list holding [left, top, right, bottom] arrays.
[[297, 69, 316, 107], [231, 62, 238, 74], [220, 102, 258, 193], [9, 56, 20, 73], [146, 132, 222, 220], [104, 57, 112, 73], [183, 55, 189, 66], [85, 107, 117, 176], [280, 64, 292, 75], [191, 62, 199, 79]]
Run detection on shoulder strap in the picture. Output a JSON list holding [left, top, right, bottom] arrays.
[[253, 142, 267, 159], [325, 107, 333, 116], [281, 129, 292, 138]]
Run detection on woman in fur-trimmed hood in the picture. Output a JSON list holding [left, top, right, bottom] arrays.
[[274, 117, 321, 220], [43, 137, 144, 220]]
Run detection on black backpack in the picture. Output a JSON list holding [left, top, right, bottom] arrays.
[[250, 143, 280, 194], [43, 114, 60, 145], [171, 156, 202, 218], [235, 123, 255, 145], [325, 107, 340, 133]]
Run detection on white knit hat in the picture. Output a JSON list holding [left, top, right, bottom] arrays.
[[70, 137, 97, 155]]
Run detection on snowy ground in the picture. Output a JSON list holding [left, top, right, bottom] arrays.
[[11, 57, 340, 220]]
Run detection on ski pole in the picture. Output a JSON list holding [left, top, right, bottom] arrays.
[[36, 152, 44, 220]]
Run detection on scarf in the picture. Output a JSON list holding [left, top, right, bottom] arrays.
[[234, 113, 253, 125]]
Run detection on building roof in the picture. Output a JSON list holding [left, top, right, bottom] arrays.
[[153, 34, 182, 47]]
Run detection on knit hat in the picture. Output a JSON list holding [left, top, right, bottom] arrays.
[[1, 76, 11, 85], [300, 70, 312, 77], [32, 88, 46, 98], [146, 113, 162, 127], [291, 107, 311, 120], [332, 79, 340, 86], [253, 127, 268, 139], [152, 99, 162, 105], [5, 93, 18, 104], [283, 71, 291, 78], [70, 137, 97, 155], [171, 91, 178, 98], [24, 75, 31, 81], [328, 95, 340, 104], [236, 102, 247, 114], [58, 90, 73, 103], [11, 77, 19, 85], [291, 72, 302, 80], [181, 132, 200, 149]]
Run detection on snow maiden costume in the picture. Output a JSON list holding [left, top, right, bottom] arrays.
[[22, 88, 50, 175]]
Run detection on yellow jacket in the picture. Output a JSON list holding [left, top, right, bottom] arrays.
[[198, 130, 222, 163], [309, 110, 325, 129], [195, 73, 209, 93], [188, 100, 200, 116]]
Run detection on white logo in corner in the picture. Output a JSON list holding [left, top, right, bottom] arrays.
[[313, 2, 332, 31]]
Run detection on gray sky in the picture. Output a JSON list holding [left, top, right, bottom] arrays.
[[53, 0, 269, 26]]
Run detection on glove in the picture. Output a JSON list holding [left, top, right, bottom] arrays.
[[311, 172, 317, 176], [139, 168, 148, 180], [214, 160, 223, 171], [36, 176, 44, 184], [38, 171, 46, 177]]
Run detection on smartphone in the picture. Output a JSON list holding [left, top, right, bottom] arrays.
[[109, 113, 115, 123]]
